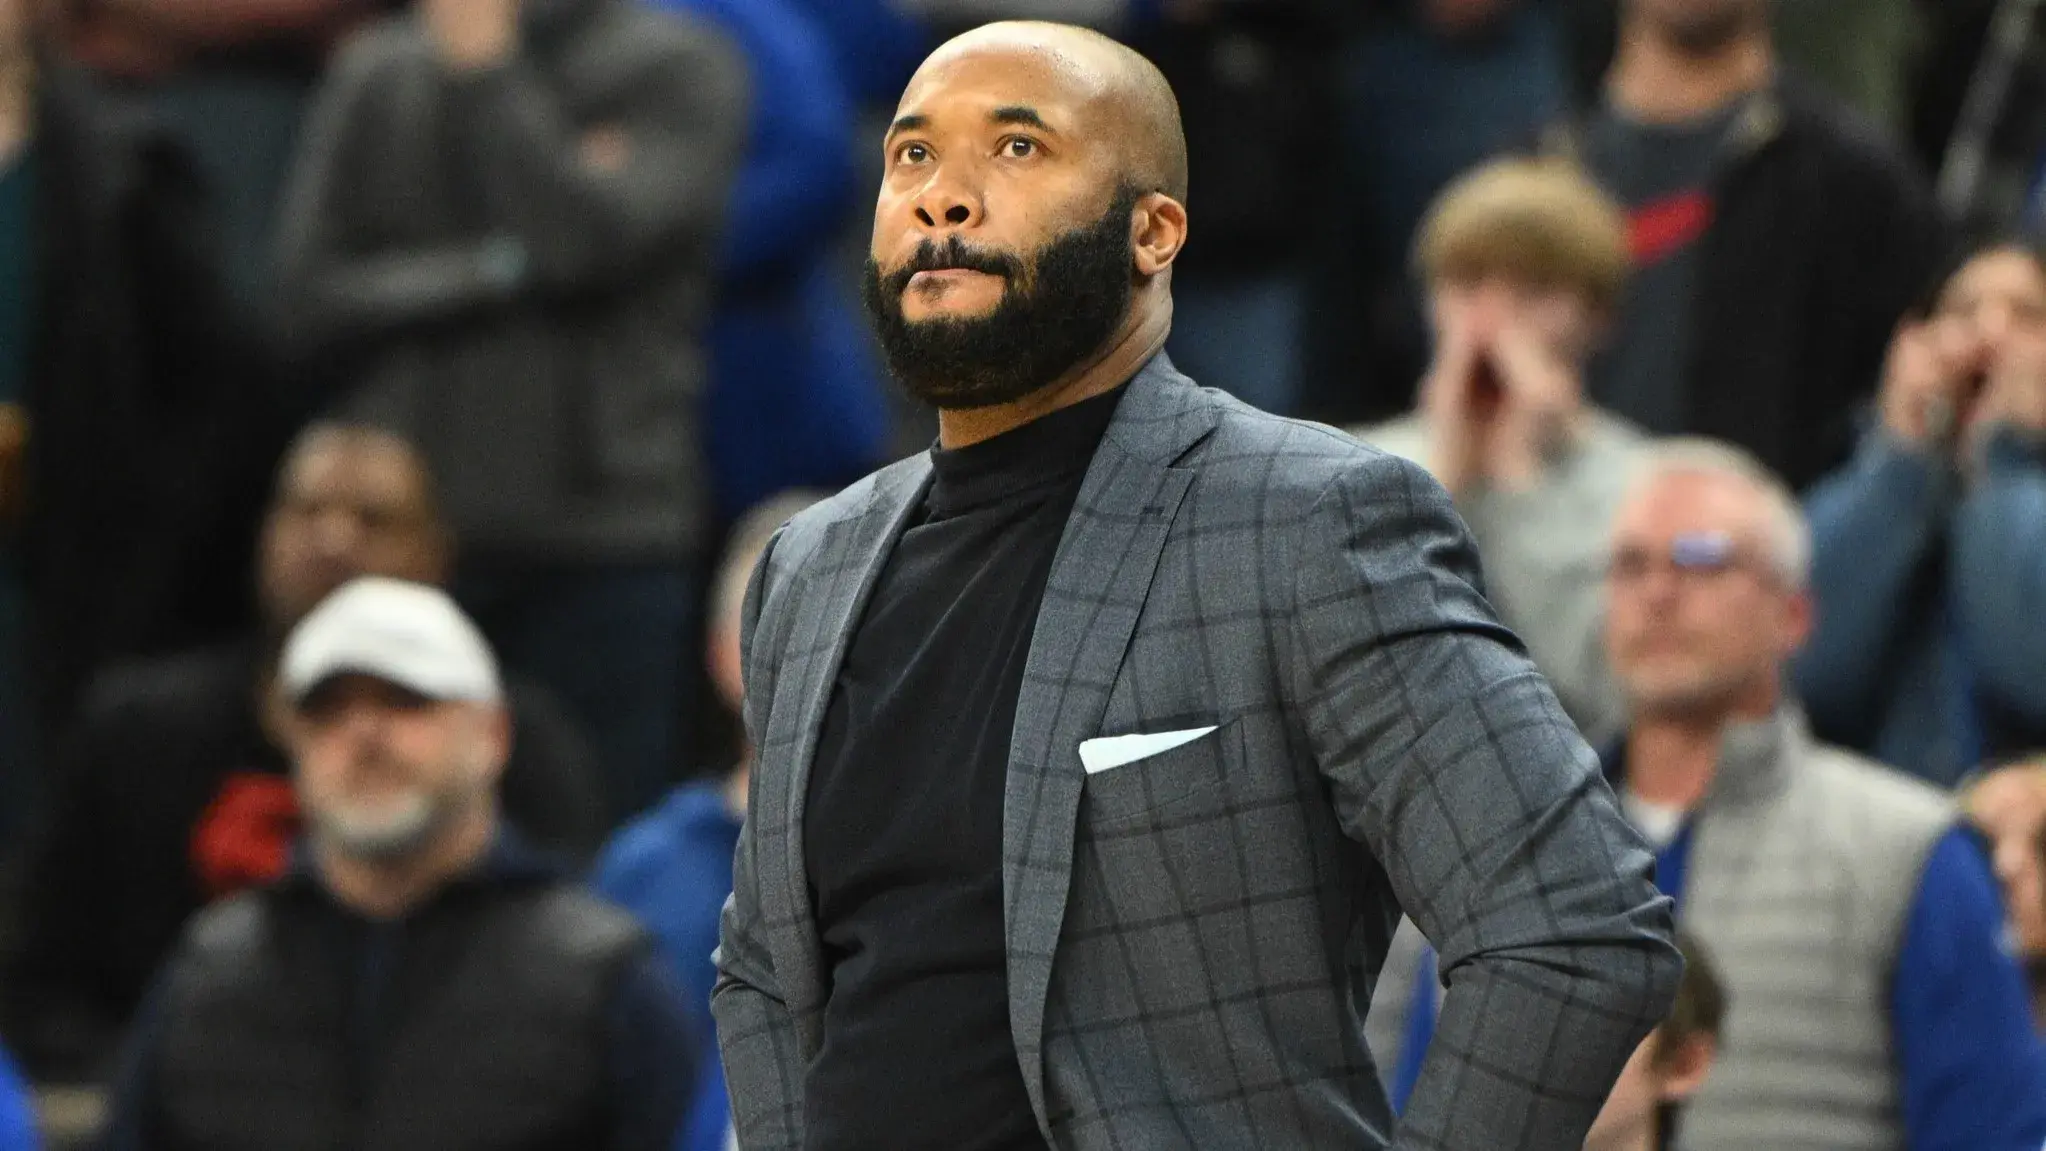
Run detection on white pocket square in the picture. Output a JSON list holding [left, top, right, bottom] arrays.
[[1078, 726, 1220, 775]]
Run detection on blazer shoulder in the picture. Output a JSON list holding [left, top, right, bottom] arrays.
[[754, 454, 927, 594], [1194, 398, 1426, 516]]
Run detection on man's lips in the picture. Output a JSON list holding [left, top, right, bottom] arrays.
[[906, 267, 1001, 291]]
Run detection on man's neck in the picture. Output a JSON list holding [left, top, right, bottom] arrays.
[[316, 809, 497, 921], [1625, 684, 1779, 809], [936, 296, 1172, 450], [1607, 23, 1773, 125]]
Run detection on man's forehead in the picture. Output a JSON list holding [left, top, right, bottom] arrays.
[[895, 43, 1110, 129], [1620, 472, 1761, 533]]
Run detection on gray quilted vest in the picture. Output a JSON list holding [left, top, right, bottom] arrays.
[[1666, 709, 1952, 1151]]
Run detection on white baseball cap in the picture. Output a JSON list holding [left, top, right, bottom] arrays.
[[280, 577, 503, 706]]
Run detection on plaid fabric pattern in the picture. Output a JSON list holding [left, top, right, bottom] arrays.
[[713, 356, 1681, 1150]]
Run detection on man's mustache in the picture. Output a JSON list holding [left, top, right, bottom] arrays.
[[883, 237, 1026, 297]]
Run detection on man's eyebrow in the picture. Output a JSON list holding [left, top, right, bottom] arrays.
[[887, 113, 929, 138], [990, 106, 1054, 132]]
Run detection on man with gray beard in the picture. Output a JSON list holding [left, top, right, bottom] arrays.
[[102, 578, 701, 1151]]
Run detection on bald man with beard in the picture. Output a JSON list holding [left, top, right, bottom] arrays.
[[712, 22, 1681, 1151]]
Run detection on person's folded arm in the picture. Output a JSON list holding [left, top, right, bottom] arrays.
[[1949, 426, 2046, 730], [1890, 828, 2046, 1151], [272, 38, 530, 358], [1792, 431, 1950, 744], [1283, 452, 1681, 1151], [439, 20, 749, 297]]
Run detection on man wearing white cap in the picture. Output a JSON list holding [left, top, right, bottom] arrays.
[[101, 578, 703, 1151]]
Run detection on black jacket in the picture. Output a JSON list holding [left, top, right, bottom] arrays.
[[1542, 76, 1950, 490], [0, 641, 606, 1083], [273, 0, 748, 562], [21, 65, 292, 742], [103, 834, 699, 1151]]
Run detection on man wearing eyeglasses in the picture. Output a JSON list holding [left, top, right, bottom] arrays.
[[1598, 438, 2046, 1151]]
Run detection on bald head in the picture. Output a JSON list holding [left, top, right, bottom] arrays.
[[907, 21, 1187, 202]]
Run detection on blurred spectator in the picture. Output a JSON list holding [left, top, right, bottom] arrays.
[[594, 489, 821, 1151], [1307, 0, 1570, 425], [1796, 240, 2046, 788], [1354, 157, 1640, 746], [1546, 0, 1946, 490], [650, 0, 890, 525], [0, 0, 289, 831], [1131, 0, 1331, 415], [1585, 929, 1725, 1151], [101, 579, 699, 1151], [1, 425, 604, 1086], [43, 0, 404, 314], [273, 0, 749, 821], [1961, 758, 2046, 1029], [1602, 440, 2046, 1149]]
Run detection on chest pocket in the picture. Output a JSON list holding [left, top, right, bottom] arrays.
[[1079, 717, 1240, 832]]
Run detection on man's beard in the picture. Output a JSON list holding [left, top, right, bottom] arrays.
[[862, 184, 1140, 411], [1619, 658, 1752, 722], [312, 792, 448, 863], [305, 754, 482, 864]]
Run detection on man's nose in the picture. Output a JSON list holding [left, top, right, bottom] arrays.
[[308, 509, 367, 559], [910, 172, 982, 231]]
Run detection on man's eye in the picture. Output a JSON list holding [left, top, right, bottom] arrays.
[[1003, 137, 1037, 159], [898, 142, 931, 164]]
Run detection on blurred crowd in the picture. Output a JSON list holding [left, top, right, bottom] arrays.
[[0, 0, 2037, 1147]]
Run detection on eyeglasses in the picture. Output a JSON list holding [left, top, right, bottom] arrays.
[[1606, 531, 1774, 586]]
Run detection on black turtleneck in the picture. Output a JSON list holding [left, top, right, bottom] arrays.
[[801, 385, 1127, 1151]]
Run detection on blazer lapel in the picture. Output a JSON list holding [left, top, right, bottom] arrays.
[[768, 457, 932, 1047], [1004, 356, 1220, 1129]]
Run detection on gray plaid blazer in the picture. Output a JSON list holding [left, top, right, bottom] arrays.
[[713, 356, 1680, 1150]]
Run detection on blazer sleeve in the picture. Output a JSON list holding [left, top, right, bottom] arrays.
[[1282, 453, 1682, 1150], [711, 528, 807, 1149]]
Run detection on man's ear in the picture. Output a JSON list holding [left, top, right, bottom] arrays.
[[1656, 1034, 1718, 1104], [1132, 192, 1188, 278], [477, 703, 514, 784], [1781, 587, 1815, 657]]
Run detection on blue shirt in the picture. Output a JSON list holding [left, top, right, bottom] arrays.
[[1392, 826, 2046, 1148], [595, 781, 745, 1151], [0, 1043, 35, 1151]]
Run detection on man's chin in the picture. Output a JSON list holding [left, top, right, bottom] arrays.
[[314, 798, 440, 861], [898, 299, 1003, 326], [1624, 677, 1736, 719]]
